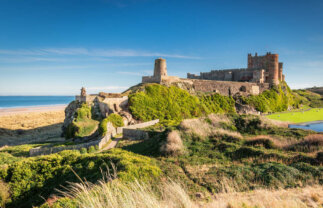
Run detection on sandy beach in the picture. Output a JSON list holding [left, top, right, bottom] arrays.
[[0, 105, 66, 146], [0, 104, 67, 116]]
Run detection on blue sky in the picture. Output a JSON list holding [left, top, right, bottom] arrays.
[[0, 0, 322, 95]]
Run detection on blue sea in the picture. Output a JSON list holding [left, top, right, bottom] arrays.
[[0, 96, 75, 108]]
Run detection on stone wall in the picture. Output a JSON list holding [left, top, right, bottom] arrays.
[[30, 122, 116, 156], [122, 129, 149, 140], [117, 119, 159, 134], [190, 79, 265, 96]]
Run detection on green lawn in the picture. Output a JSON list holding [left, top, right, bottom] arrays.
[[266, 108, 323, 123]]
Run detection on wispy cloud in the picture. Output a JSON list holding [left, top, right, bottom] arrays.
[[117, 70, 151, 76], [0, 48, 200, 59], [0, 65, 93, 71], [87, 86, 129, 92]]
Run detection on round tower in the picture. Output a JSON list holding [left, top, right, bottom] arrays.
[[267, 54, 279, 85], [153, 58, 167, 77]]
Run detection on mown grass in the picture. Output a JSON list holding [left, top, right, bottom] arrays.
[[267, 108, 323, 123]]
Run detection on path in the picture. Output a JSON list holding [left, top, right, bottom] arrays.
[[100, 136, 122, 151]]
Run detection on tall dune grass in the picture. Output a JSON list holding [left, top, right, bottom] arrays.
[[60, 178, 196, 208]]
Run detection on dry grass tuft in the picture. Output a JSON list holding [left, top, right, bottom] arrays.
[[212, 129, 243, 141], [207, 114, 231, 127], [245, 135, 288, 149], [260, 116, 290, 128], [286, 134, 323, 152], [180, 118, 213, 139], [204, 185, 323, 208], [0, 180, 10, 207], [61, 178, 196, 208], [160, 131, 184, 156], [180, 117, 242, 141]]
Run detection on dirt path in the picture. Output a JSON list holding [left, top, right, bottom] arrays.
[[101, 136, 122, 151]]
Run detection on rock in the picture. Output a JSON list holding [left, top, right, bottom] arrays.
[[119, 111, 136, 125], [195, 192, 204, 199], [106, 121, 116, 137]]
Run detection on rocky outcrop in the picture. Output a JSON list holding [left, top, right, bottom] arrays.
[[62, 101, 82, 137]]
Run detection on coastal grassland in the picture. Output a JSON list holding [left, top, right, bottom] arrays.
[[119, 114, 323, 195], [267, 108, 323, 123], [0, 148, 161, 208], [0, 110, 65, 146], [293, 89, 323, 108]]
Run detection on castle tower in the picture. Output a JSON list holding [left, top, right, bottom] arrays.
[[153, 58, 167, 78], [267, 53, 279, 85], [278, 62, 283, 81]]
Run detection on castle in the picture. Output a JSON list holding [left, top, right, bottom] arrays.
[[142, 52, 285, 96], [187, 52, 284, 85]]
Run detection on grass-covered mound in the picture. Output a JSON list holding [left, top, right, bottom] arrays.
[[0, 148, 161, 208], [118, 114, 323, 194], [99, 113, 124, 136], [65, 103, 99, 139], [293, 89, 323, 108], [239, 82, 301, 113], [128, 84, 235, 125]]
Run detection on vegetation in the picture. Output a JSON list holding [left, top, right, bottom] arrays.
[[119, 114, 323, 195], [267, 108, 323, 123], [239, 83, 300, 113], [99, 113, 124, 136], [293, 89, 323, 108], [40, 178, 194, 208], [129, 84, 235, 125], [65, 103, 99, 139], [0, 149, 161, 208]]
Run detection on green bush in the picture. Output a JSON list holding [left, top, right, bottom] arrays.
[[1, 149, 161, 208], [80, 148, 87, 154], [38, 197, 77, 208], [242, 83, 299, 113], [65, 103, 99, 139], [99, 113, 124, 136], [75, 103, 92, 121], [88, 146, 96, 153]]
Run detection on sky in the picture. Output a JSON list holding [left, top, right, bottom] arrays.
[[0, 0, 322, 95]]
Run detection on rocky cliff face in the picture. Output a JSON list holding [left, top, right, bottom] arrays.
[[62, 100, 82, 137]]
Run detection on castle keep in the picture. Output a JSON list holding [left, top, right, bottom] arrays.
[[187, 52, 284, 85], [142, 53, 285, 96]]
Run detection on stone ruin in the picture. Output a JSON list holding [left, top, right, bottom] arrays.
[[142, 52, 286, 96]]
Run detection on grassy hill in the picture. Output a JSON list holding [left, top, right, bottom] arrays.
[[1, 83, 323, 208]]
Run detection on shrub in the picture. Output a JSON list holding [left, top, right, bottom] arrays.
[[99, 114, 124, 136], [88, 146, 96, 153], [316, 152, 323, 164], [286, 134, 323, 152], [245, 135, 281, 149], [80, 148, 87, 154], [75, 103, 92, 121], [160, 131, 184, 156], [242, 83, 298, 113], [0, 180, 9, 208]]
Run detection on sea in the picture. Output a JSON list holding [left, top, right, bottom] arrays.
[[0, 96, 75, 108]]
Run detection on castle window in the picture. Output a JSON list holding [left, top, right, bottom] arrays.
[[240, 86, 247, 92]]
